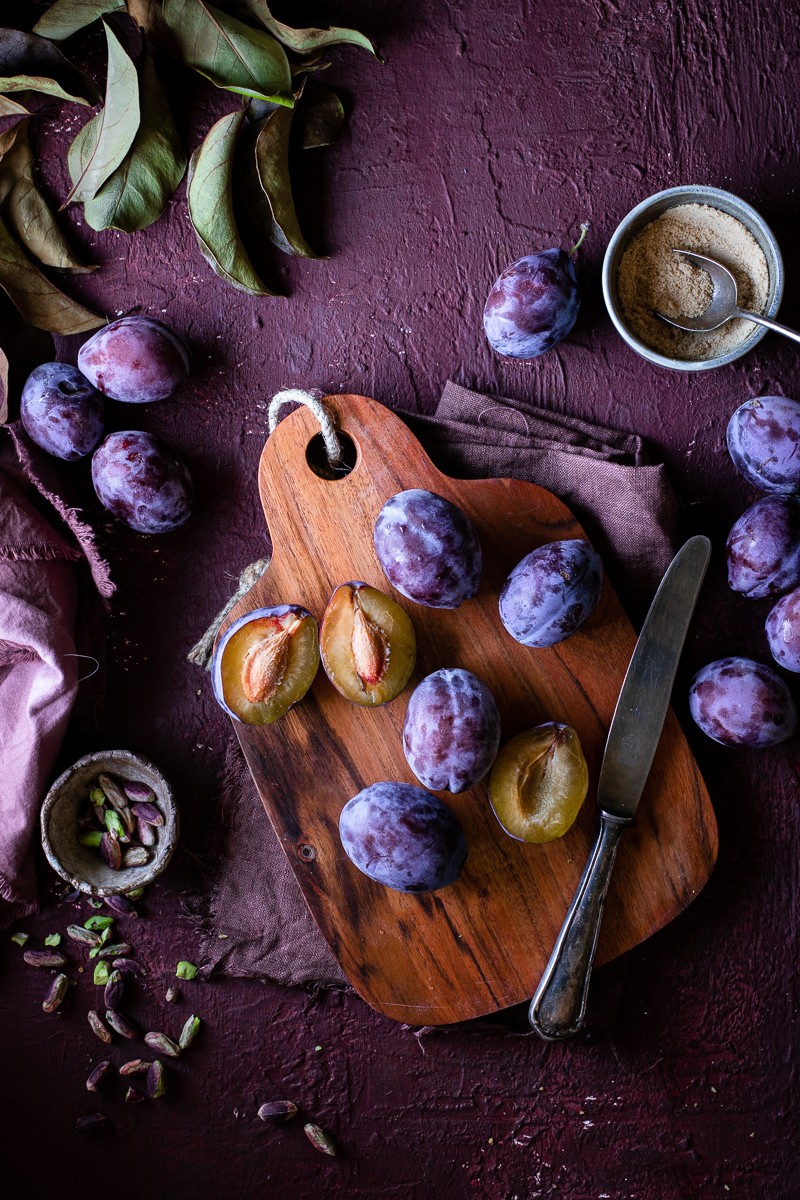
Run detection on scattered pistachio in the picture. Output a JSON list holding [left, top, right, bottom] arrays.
[[147, 1060, 168, 1098], [79, 831, 103, 847], [44, 934, 62, 947], [130, 801, 164, 827], [98, 774, 135, 831], [106, 1009, 138, 1039], [93, 961, 111, 986], [178, 1015, 201, 1050], [124, 1086, 145, 1104], [84, 916, 115, 933], [123, 780, 155, 804], [88, 1010, 112, 1043], [89, 947, 100, 959], [258, 1100, 298, 1123], [86, 1061, 112, 1092], [119, 1059, 149, 1076], [87, 898, 104, 908], [10, 932, 29, 947], [100, 833, 122, 871], [97, 942, 132, 960], [165, 986, 179, 1003], [104, 970, 124, 1011], [125, 887, 145, 900], [144, 1031, 181, 1058], [104, 895, 137, 917], [24, 949, 68, 969], [112, 956, 146, 976], [68, 925, 101, 948], [303, 1123, 337, 1156], [176, 961, 198, 980], [76, 1112, 111, 1137], [122, 847, 149, 868], [90, 786, 106, 807], [43, 973, 69, 1013]]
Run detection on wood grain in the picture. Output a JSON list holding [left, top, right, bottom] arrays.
[[224, 394, 718, 1024]]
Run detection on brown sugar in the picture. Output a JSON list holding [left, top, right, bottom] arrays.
[[616, 203, 770, 360]]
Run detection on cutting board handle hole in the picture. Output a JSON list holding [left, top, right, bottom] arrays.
[[305, 431, 359, 481]]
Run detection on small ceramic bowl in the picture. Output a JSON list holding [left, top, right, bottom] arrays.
[[601, 185, 784, 371], [41, 749, 179, 896]]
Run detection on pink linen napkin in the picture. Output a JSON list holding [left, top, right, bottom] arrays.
[[0, 427, 111, 926]]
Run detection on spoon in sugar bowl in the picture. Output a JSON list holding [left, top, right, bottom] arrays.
[[655, 249, 800, 345]]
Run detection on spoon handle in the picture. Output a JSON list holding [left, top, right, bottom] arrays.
[[736, 309, 800, 347]]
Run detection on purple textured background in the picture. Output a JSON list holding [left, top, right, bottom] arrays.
[[2, 2, 800, 1196]]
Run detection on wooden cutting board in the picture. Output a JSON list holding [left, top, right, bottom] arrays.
[[223, 393, 718, 1024]]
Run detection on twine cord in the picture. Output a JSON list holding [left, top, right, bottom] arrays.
[[188, 389, 340, 670], [268, 388, 343, 465]]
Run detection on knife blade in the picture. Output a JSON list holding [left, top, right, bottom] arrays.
[[528, 534, 711, 1041]]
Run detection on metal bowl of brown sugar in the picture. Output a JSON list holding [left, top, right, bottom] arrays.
[[602, 185, 784, 371]]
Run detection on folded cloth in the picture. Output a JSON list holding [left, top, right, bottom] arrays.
[[199, 382, 679, 986], [0, 426, 112, 927]]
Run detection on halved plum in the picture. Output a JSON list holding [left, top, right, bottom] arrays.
[[212, 605, 319, 725], [489, 722, 588, 843], [320, 582, 416, 706]]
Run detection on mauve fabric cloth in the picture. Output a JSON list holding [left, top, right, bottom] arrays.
[[199, 382, 680, 987], [0, 462, 80, 925]]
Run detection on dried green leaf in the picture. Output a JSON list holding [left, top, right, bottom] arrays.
[[84, 53, 185, 232], [0, 120, 94, 272], [297, 81, 345, 150], [0, 75, 90, 106], [252, 107, 317, 258], [163, 0, 293, 106], [0, 211, 104, 333], [125, 0, 179, 52], [187, 110, 273, 295], [33, 1, 125, 41], [0, 96, 28, 118], [237, 1, 378, 59], [65, 22, 140, 205], [0, 28, 98, 103]]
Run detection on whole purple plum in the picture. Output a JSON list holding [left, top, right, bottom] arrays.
[[92, 431, 193, 534], [20, 363, 104, 460], [373, 489, 481, 609], [766, 587, 800, 672], [726, 395, 800, 496], [726, 496, 800, 599], [689, 657, 796, 747], [78, 316, 191, 404], [499, 539, 602, 648], [403, 668, 501, 793], [339, 782, 467, 892], [483, 226, 587, 359]]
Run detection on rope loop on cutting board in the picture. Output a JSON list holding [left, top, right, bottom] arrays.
[[268, 388, 342, 465]]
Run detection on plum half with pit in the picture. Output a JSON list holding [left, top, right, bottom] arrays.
[[320, 581, 416, 706], [403, 668, 501, 793], [339, 782, 467, 893], [726, 496, 800, 599], [727, 395, 800, 496], [92, 431, 193, 533], [78, 316, 191, 404], [689, 657, 797, 747], [499, 539, 602, 648], [489, 722, 588, 843], [21, 362, 104, 460], [373, 489, 482, 609], [483, 224, 587, 359], [212, 605, 319, 725]]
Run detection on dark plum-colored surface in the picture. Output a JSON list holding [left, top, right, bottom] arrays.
[[3, 2, 800, 1197]]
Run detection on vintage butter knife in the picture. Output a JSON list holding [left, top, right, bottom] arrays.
[[528, 534, 711, 1041]]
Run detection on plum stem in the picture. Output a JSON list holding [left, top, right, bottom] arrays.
[[568, 222, 590, 257]]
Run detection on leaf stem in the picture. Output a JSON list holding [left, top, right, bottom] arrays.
[[568, 222, 590, 257]]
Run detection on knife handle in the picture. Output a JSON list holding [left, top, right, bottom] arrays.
[[528, 811, 631, 1041]]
